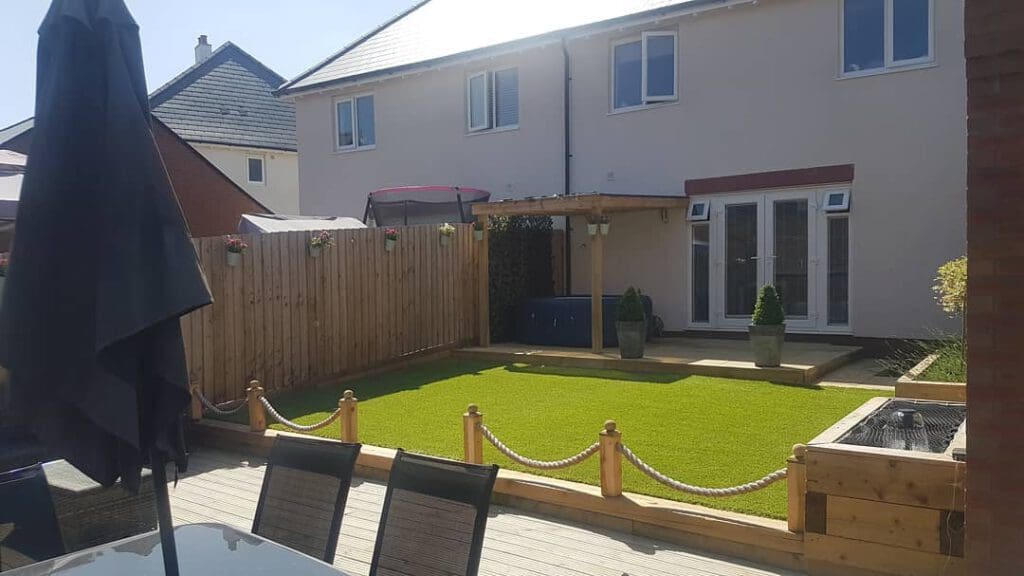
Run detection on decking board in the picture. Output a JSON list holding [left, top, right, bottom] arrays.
[[170, 449, 796, 576]]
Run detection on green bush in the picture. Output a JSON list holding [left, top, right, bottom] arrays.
[[751, 285, 785, 326], [488, 215, 554, 341], [617, 286, 646, 322], [933, 256, 966, 318]]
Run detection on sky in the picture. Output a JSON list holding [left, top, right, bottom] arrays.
[[0, 0, 419, 128]]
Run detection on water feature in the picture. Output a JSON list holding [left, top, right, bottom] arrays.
[[837, 399, 965, 453]]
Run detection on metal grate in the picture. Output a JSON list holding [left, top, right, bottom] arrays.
[[838, 399, 966, 453]]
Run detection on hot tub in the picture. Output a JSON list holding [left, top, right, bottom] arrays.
[[515, 295, 653, 348]]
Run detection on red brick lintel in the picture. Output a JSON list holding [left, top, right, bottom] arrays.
[[684, 164, 855, 196]]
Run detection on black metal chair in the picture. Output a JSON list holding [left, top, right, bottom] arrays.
[[0, 464, 65, 571], [252, 436, 361, 563], [369, 450, 499, 576]]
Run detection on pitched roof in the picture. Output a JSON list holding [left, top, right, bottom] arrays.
[[151, 42, 296, 151], [280, 0, 724, 95]]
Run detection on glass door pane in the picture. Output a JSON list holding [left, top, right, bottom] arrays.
[[692, 224, 710, 323], [828, 217, 850, 325], [725, 204, 758, 316], [773, 200, 809, 318]]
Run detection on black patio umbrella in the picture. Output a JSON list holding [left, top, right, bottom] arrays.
[[0, 1, 212, 574]]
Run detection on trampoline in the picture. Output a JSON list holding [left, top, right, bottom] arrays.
[[364, 186, 490, 226]]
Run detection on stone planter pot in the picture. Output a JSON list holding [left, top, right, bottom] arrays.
[[615, 320, 647, 359], [473, 230, 484, 241], [226, 251, 242, 267], [599, 222, 610, 235], [385, 238, 396, 252], [439, 235, 451, 246], [749, 324, 785, 367], [586, 223, 598, 236], [308, 244, 322, 258]]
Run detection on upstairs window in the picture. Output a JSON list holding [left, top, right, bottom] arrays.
[[467, 67, 519, 132], [613, 31, 677, 110], [246, 156, 265, 184], [336, 94, 375, 151], [842, 0, 933, 76]]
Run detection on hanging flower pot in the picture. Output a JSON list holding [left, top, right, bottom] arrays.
[[586, 222, 598, 236], [473, 220, 485, 241], [223, 235, 247, 267], [599, 217, 610, 236], [308, 230, 332, 258], [384, 227, 398, 252], [439, 223, 455, 246]]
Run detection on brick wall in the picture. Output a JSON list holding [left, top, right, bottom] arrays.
[[153, 120, 268, 237], [965, 2, 1024, 573]]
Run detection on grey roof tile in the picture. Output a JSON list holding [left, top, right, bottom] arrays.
[[281, 0, 714, 94], [151, 42, 296, 151]]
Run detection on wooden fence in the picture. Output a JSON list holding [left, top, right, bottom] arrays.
[[181, 225, 481, 403]]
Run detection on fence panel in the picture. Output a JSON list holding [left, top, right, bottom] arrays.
[[181, 225, 480, 403]]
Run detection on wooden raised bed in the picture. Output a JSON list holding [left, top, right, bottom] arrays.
[[896, 353, 967, 402]]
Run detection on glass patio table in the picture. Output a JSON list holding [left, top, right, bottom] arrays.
[[5, 523, 350, 575]]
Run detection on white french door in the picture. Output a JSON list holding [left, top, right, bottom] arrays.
[[688, 188, 849, 333]]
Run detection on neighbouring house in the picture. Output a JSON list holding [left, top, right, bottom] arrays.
[[280, 0, 966, 340], [0, 116, 268, 237], [151, 36, 299, 213]]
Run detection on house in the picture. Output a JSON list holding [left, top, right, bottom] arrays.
[[277, 0, 966, 340], [1, 36, 298, 216], [150, 36, 299, 214], [0, 116, 269, 238]]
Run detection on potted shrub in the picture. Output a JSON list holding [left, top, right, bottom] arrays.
[[384, 227, 399, 252], [750, 285, 785, 367], [615, 286, 647, 359], [308, 230, 333, 258], [599, 216, 610, 236], [439, 222, 455, 246], [223, 235, 247, 267], [473, 220, 485, 241]]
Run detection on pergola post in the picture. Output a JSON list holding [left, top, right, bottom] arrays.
[[478, 219, 490, 347], [590, 211, 604, 353]]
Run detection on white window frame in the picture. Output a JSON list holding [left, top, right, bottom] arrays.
[[466, 71, 491, 132], [641, 31, 678, 103], [687, 199, 710, 221], [611, 30, 678, 112], [823, 189, 851, 212], [334, 93, 376, 152], [246, 155, 265, 185], [839, 0, 935, 79]]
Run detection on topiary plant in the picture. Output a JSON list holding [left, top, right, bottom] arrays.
[[617, 286, 646, 322], [751, 285, 785, 326]]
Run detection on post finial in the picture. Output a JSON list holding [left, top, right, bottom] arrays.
[[343, 389, 354, 399], [468, 403, 479, 415], [792, 443, 807, 461], [604, 420, 617, 433], [249, 379, 261, 389]]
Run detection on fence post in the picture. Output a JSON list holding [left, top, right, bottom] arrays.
[[787, 443, 807, 533], [463, 404, 483, 464], [339, 389, 359, 443], [247, 380, 267, 433], [189, 383, 202, 422], [599, 420, 622, 497]]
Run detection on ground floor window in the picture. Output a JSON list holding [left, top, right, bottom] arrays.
[[691, 224, 710, 323], [827, 217, 850, 325]]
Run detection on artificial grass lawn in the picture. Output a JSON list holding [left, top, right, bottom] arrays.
[[220, 359, 885, 519]]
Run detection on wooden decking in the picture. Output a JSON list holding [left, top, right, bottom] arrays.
[[171, 448, 798, 576], [457, 337, 861, 385]]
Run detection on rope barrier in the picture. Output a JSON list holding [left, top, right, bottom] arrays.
[[259, 396, 342, 432], [618, 443, 787, 497], [477, 423, 600, 469], [194, 388, 248, 416]]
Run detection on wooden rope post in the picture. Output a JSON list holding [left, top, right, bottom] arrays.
[[599, 420, 622, 497], [189, 383, 202, 422], [339, 389, 359, 443], [247, 380, 267, 433], [787, 443, 807, 533], [463, 404, 484, 464]]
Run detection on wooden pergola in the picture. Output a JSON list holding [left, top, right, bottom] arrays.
[[471, 193, 690, 353]]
